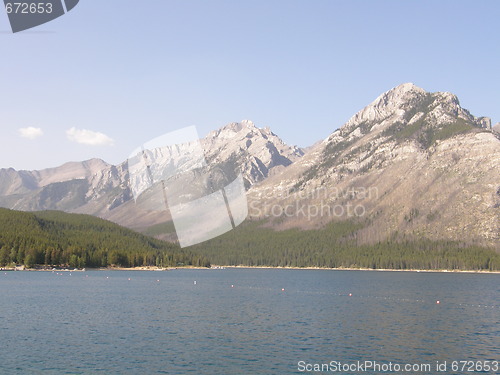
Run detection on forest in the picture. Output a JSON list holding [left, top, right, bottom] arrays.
[[0, 208, 210, 268], [190, 220, 500, 271], [1, 208, 498, 271]]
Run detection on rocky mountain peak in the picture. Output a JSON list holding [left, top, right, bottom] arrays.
[[202, 120, 304, 186], [240, 119, 256, 128], [326, 83, 492, 147], [207, 119, 258, 140], [251, 84, 499, 247], [0, 120, 304, 214], [381, 82, 427, 105], [336, 83, 427, 137], [0, 85, 497, 247]]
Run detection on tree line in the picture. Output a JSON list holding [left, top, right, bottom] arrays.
[[1, 207, 497, 271], [191, 220, 499, 271], [0, 208, 210, 268]]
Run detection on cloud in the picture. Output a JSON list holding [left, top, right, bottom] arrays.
[[19, 127, 43, 140], [66, 127, 115, 146]]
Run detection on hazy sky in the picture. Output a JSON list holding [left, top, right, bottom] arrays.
[[1, 0, 499, 170]]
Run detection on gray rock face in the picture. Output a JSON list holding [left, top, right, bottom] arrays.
[[0, 120, 303, 216], [1, 83, 497, 246], [249, 83, 500, 246], [201, 120, 304, 186]]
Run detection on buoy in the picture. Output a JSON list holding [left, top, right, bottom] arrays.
[[231, 285, 234, 288], [194, 281, 197, 285], [281, 288, 285, 292], [349, 293, 352, 297], [128, 278, 131, 281], [436, 300, 440, 304]]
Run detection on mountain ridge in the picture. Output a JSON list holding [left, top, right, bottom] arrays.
[[248, 83, 499, 247], [0, 120, 303, 218], [0, 83, 498, 249]]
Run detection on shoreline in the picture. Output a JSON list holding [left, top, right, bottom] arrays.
[[3, 265, 499, 274], [223, 265, 500, 274]]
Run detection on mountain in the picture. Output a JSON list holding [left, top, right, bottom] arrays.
[[248, 83, 499, 247], [202, 120, 304, 184], [0, 121, 304, 232], [0, 208, 208, 268], [179, 83, 499, 270], [0, 84, 498, 258], [0, 158, 109, 197], [0, 158, 129, 212]]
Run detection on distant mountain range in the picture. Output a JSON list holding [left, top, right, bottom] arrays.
[[1, 83, 499, 250], [0, 119, 303, 231]]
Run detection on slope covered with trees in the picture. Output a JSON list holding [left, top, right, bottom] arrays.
[[190, 220, 499, 271], [0, 208, 209, 268], [1, 207, 497, 271]]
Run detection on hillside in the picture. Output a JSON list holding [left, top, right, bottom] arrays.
[[143, 218, 498, 271], [248, 83, 499, 247], [139, 84, 499, 258], [0, 120, 303, 230], [0, 208, 209, 268], [0, 83, 498, 270]]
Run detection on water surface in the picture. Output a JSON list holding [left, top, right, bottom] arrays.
[[0, 269, 498, 374]]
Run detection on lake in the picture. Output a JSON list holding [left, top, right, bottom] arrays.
[[0, 269, 498, 374]]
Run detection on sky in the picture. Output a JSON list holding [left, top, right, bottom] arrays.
[[1, 0, 499, 170]]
